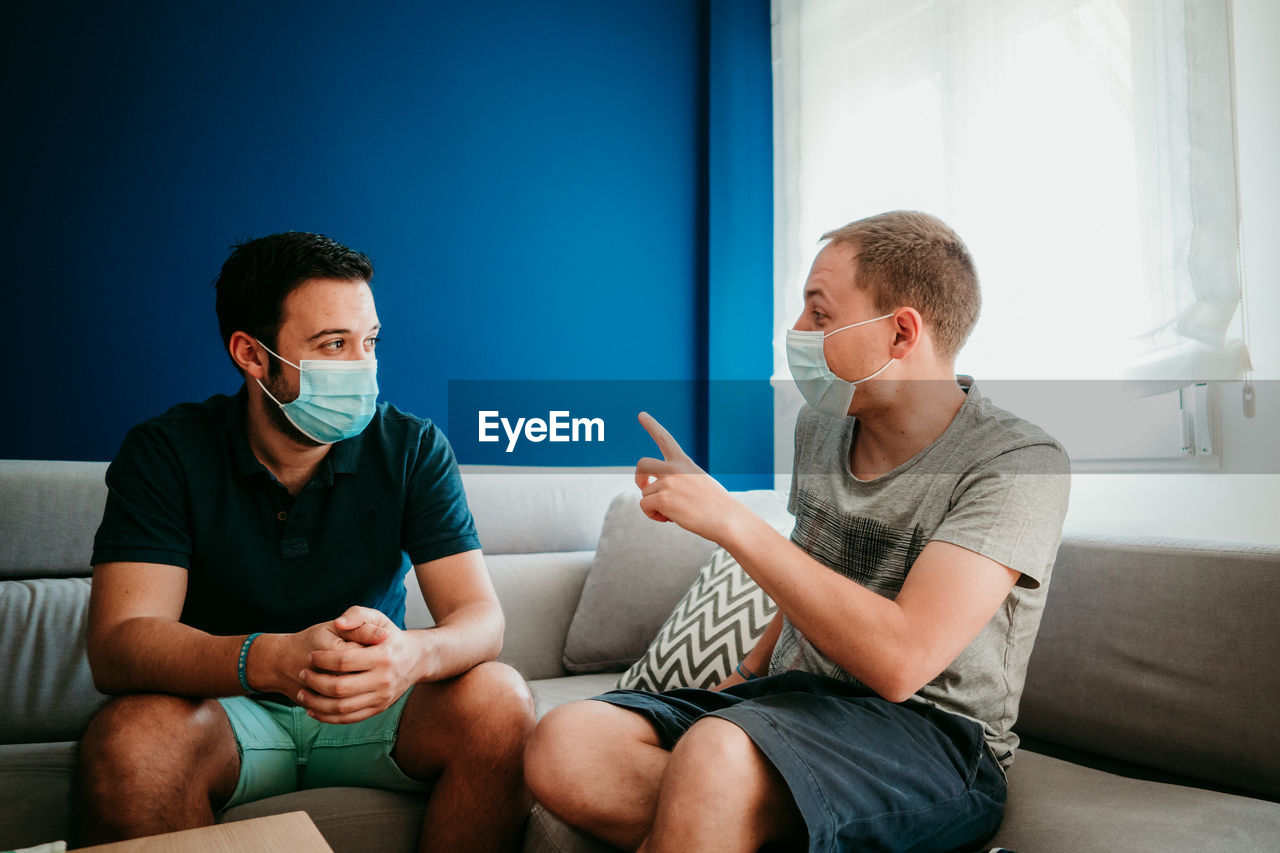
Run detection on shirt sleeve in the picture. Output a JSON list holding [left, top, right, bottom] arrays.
[[928, 440, 1071, 589], [91, 424, 193, 569], [401, 422, 482, 565]]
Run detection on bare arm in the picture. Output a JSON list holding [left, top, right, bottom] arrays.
[[635, 413, 1018, 703], [714, 610, 784, 691], [720, 517, 1017, 701], [89, 561, 378, 702], [87, 561, 241, 696], [404, 547, 506, 682]]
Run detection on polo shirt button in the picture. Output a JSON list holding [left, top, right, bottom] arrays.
[[277, 510, 288, 521]]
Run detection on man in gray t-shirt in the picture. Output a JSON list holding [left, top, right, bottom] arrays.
[[779, 377, 1070, 767], [526, 211, 1071, 853]]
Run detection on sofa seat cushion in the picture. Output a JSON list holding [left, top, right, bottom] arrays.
[[529, 673, 622, 719], [524, 803, 614, 853], [0, 741, 77, 850], [0, 578, 108, 744], [221, 787, 422, 853], [988, 749, 1280, 852]]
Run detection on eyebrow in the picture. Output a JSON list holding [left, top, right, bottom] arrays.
[[804, 285, 827, 300], [306, 323, 381, 342]]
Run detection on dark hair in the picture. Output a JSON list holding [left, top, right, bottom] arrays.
[[214, 231, 374, 372], [821, 211, 980, 360]]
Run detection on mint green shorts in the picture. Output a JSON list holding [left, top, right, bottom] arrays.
[[217, 689, 427, 811]]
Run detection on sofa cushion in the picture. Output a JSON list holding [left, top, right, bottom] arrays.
[[0, 578, 109, 744], [562, 491, 717, 673], [528, 673, 622, 719], [523, 803, 614, 853], [562, 490, 788, 674], [616, 547, 779, 692], [484, 552, 595, 681], [1016, 536, 1280, 800], [221, 787, 422, 853], [0, 741, 77, 850], [988, 749, 1280, 852], [460, 469, 634, 555], [404, 551, 596, 681], [0, 460, 108, 580]]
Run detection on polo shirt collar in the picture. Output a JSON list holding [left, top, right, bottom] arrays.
[[225, 385, 364, 479]]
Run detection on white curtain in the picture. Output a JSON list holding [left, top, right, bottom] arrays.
[[771, 0, 1249, 386]]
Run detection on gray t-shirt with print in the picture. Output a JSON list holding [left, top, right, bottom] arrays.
[[769, 378, 1071, 767]]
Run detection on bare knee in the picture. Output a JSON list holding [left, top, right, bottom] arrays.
[[658, 717, 804, 844], [398, 661, 535, 777], [81, 695, 229, 788], [668, 717, 758, 780], [464, 660, 536, 716], [524, 701, 593, 805], [78, 695, 236, 837], [665, 716, 787, 803], [525, 700, 663, 823], [451, 661, 536, 760]]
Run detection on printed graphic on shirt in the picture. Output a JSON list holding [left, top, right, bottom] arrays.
[[791, 486, 925, 595], [772, 486, 925, 683]]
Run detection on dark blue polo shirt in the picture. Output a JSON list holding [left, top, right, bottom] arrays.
[[92, 388, 481, 636]]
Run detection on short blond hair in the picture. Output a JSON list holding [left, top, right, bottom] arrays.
[[821, 211, 980, 360]]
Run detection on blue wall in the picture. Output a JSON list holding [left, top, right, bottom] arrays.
[[3, 0, 771, 482]]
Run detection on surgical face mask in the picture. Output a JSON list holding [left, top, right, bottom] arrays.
[[785, 314, 894, 417], [254, 339, 379, 444]]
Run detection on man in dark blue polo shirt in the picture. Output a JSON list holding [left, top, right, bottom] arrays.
[[79, 232, 535, 852]]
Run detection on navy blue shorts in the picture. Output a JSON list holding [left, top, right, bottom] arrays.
[[594, 671, 1007, 853]]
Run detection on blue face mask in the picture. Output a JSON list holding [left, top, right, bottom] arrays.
[[254, 339, 379, 444], [785, 313, 894, 417]]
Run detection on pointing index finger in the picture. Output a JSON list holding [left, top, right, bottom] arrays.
[[639, 411, 685, 461]]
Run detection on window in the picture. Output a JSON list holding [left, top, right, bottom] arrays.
[[771, 0, 1251, 469]]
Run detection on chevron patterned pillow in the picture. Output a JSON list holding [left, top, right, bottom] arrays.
[[616, 547, 777, 692]]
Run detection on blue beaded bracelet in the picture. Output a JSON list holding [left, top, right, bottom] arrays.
[[736, 660, 759, 681], [238, 632, 262, 694]]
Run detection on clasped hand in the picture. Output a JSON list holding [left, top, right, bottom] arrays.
[[280, 606, 420, 724]]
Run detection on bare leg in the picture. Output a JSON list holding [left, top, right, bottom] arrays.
[[640, 717, 805, 853], [525, 699, 672, 850], [391, 661, 537, 853], [76, 694, 240, 845]]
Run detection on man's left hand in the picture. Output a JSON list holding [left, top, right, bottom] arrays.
[[635, 411, 747, 544], [295, 605, 426, 724]]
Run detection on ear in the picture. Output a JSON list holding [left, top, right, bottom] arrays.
[[229, 331, 270, 380], [888, 308, 924, 359]]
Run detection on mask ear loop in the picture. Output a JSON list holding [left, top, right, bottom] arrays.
[[256, 378, 286, 407], [253, 338, 302, 371], [851, 357, 895, 385], [823, 312, 896, 338], [251, 338, 295, 410], [825, 313, 896, 385]]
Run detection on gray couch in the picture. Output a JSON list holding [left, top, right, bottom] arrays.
[[2, 459, 1278, 852]]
